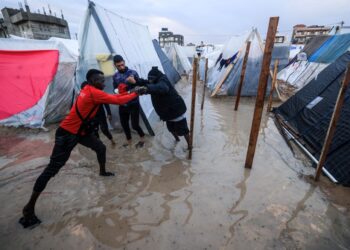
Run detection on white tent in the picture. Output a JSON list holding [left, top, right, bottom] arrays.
[[76, 1, 164, 134], [0, 37, 78, 128], [165, 44, 192, 75], [198, 45, 224, 81], [207, 29, 289, 96]]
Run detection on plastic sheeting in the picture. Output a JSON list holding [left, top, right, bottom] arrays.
[[275, 51, 350, 186], [152, 39, 181, 85], [165, 44, 192, 75], [77, 2, 164, 130], [309, 34, 350, 63], [207, 29, 290, 96], [0, 50, 59, 119], [0, 38, 78, 128], [277, 34, 350, 99]]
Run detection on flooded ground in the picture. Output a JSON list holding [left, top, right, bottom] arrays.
[[1, 79, 350, 250]]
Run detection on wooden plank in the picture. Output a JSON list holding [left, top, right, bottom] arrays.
[[201, 58, 209, 110], [189, 57, 198, 159], [234, 41, 251, 111], [244, 17, 279, 169], [266, 59, 279, 112], [315, 63, 350, 181], [256, 29, 283, 101]]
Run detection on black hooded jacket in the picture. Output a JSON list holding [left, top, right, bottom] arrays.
[[139, 75, 186, 121]]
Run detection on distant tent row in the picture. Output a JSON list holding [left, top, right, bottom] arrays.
[[207, 28, 289, 96], [0, 37, 78, 128], [165, 43, 192, 75], [277, 33, 350, 100], [274, 51, 350, 186]]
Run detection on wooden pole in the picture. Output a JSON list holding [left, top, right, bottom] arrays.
[[189, 57, 198, 159], [234, 41, 251, 111], [201, 58, 208, 110], [266, 59, 279, 112], [315, 63, 350, 181], [244, 17, 279, 169]]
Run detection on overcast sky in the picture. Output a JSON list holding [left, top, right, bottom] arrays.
[[1, 0, 349, 44]]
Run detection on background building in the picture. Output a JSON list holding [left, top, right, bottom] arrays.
[[0, 1, 70, 39], [158, 27, 184, 47], [291, 24, 331, 44]]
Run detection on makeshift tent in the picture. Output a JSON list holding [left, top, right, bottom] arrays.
[[0, 37, 78, 128], [165, 44, 192, 75], [289, 44, 304, 60], [77, 1, 165, 133], [182, 46, 196, 63], [277, 34, 350, 100], [274, 51, 350, 186], [152, 39, 181, 85], [198, 45, 223, 81], [207, 28, 289, 96]]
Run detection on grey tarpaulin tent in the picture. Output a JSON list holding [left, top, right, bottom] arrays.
[[152, 39, 181, 85], [274, 51, 350, 186], [208, 28, 290, 96], [76, 1, 165, 135]]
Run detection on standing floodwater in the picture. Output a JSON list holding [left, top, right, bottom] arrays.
[[0, 79, 350, 250]]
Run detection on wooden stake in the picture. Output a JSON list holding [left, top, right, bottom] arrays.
[[234, 41, 251, 111], [315, 63, 350, 181], [189, 57, 198, 159], [266, 59, 279, 112], [244, 17, 279, 169], [201, 58, 209, 110]]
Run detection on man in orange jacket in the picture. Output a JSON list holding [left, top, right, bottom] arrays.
[[19, 69, 142, 228]]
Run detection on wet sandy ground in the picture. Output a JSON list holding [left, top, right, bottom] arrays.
[[1, 79, 350, 250]]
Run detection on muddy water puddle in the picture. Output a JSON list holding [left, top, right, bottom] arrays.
[[0, 80, 350, 250]]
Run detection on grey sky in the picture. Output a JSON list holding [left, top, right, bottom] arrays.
[[1, 0, 349, 44]]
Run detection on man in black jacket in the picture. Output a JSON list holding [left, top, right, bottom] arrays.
[[135, 67, 190, 147]]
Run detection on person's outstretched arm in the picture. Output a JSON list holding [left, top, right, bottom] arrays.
[[93, 88, 138, 105]]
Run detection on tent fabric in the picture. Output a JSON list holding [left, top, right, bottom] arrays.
[[275, 51, 350, 186], [0, 38, 78, 128], [286, 36, 330, 66], [0, 50, 59, 120], [165, 44, 192, 75], [77, 2, 164, 129], [309, 34, 350, 63], [277, 34, 350, 99], [207, 29, 290, 96], [152, 39, 181, 85]]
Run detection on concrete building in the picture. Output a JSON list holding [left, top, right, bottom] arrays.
[[0, 2, 70, 39], [158, 28, 184, 48], [291, 24, 331, 44]]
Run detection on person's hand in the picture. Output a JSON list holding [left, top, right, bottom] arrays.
[[131, 86, 148, 95], [107, 115, 112, 121], [126, 75, 136, 84]]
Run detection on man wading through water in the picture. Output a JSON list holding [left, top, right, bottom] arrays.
[[19, 69, 144, 228], [113, 55, 146, 148], [137, 67, 190, 148]]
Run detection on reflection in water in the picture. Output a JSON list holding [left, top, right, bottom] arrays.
[[279, 184, 316, 242], [46, 160, 192, 248], [224, 169, 251, 247]]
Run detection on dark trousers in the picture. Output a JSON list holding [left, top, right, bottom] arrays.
[[95, 116, 113, 140], [119, 103, 145, 140], [33, 127, 106, 193]]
